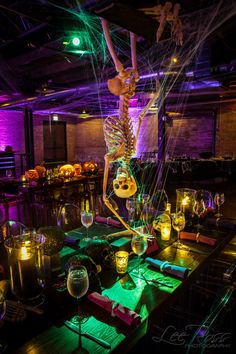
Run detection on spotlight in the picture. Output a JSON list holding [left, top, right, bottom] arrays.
[[52, 114, 59, 121], [72, 37, 81, 46], [171, 56, 178, 64]]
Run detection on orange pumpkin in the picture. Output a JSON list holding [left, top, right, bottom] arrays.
[[35, 165, 46, 178], [73, 163, 82, 176], [25, 169, 39, 181], [82, 161, 98, 174], [59, 164, 75, 177]]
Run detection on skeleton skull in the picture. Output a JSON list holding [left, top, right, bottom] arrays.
[[113, 167, 137, 198]]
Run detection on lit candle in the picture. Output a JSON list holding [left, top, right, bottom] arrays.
[[16, 244, 41, 300], [182, 196, 189, 213], [161, 223, 171, 241], [115, 251, 129, 274]]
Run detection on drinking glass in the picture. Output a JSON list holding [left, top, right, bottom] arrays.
[[126, 197, 137, 225], [193, 199, 205, 232], [67, 266, 89, 354], [131, 233, 148, 274], [172, 211, 186, 248], [81, 211, 93, 242], [214, 193, 225, 217]]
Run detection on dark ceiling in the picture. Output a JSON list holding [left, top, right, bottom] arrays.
[[0, 0, 236, 116]]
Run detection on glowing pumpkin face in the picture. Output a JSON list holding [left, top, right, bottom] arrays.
[[25, 169, 39, 181], [73, 163, 82, 176], [82, 161, 98, 174], [59, 164, 75, 177]]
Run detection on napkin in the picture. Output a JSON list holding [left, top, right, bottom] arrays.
[[204, 217, 236, 230], [180, 231, 216, 246], [87, 292, 141, 326], [145, 257, 189, 279], [95, 215, 122, 228]]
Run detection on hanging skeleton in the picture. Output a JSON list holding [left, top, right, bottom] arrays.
[[140, 2, 183, 45], [101, 19, 159, 232]]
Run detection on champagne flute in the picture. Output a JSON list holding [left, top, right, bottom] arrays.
[[81, 210, 93, 242], [67, 266, 89, 354], [214, 193, 225, 218], [131, 233, 148, 274], [172, 211, 185, 248], [126, 197, 137, 225]]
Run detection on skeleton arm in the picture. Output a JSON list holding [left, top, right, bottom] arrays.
[[134, 90, 160, 149]]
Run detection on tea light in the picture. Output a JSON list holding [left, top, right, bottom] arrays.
[[115, 251, 129, 274], [161, 223, 171, 241]]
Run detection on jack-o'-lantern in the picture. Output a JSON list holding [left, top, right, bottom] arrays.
[[73, 163, 82, 176], [82, 161, 98, 175], [35, 165, 46, 178], [59, 164, 75, 177], [25, 169, 39, 181]]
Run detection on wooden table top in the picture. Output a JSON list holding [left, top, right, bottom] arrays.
[[1, 222, 235, 354]]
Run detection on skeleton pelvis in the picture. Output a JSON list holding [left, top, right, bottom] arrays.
[[113, 167, 137, 198]]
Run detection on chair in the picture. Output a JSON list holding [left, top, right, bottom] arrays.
[[57, 203, 81, 232], [0, 220, 28, 240]]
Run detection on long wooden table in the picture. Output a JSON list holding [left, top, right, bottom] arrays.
[[1, 222, 235, 354]]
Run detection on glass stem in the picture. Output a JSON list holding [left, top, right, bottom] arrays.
[[86, 227, 88, 240], [77, 300, 82, 349]]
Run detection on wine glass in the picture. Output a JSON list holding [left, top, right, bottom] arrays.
[[172, 211, 186, 248], [126, 197, 137, 225], [214, 193, 225, 218], [131, 233, 148, 274], [81, 210, 93, 242], [67, 266, 89, 354], [193, 199, 205, 232], [5, 169, 12, 178]]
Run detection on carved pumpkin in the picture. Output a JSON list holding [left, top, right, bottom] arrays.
[[73, 163, 82, 176], [82, 161, 98, 174], [25, 169, 39, 181], [59, 164, 75, 177], [35, 165, 46, 178]]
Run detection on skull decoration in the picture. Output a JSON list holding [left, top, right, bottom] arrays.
[[84, 240, 115, 270], [65, 254, 101, 291], [113, 167, 137, 198]]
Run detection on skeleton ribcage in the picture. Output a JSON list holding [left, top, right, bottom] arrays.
[[104, 115, 135, 163]]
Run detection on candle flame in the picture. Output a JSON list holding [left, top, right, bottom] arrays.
[[182, 196, 189, 206], [20, 246, 31, 260]]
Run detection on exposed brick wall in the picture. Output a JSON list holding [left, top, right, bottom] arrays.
[[166, 117, 215, 158], [218, 102, 236, 157], [1, 101, 236, 180]]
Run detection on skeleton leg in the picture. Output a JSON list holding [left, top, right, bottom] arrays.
[[156, 2, 172, 42], [101, 18, 124, 74]]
